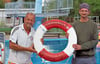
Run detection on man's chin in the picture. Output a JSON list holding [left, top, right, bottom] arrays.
[[82, 16, 88, 18], [28, 26, 32, 28], [27, 25, 32, 28]]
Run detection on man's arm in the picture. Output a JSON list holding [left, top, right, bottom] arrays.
[[73, 24, 98, 50], [9, 40, 37, 53], [81, 24, 98, 50]]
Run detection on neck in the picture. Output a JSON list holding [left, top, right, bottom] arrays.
[[24, 24, 31, 35], [80, 17, 89, 22]]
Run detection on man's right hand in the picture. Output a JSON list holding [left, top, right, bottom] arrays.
[[28, 45, 37, 53], [66, 32, 69, 38]]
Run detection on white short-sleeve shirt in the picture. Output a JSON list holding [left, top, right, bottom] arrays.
[[9, 24, 35, 64]]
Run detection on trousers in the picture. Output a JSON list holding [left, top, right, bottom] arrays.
[[71, 56, 96, 64]]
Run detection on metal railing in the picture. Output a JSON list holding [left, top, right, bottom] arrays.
[[5, 2, 35, 9], [43, 0, 73, 12], [4, 1, 72, 17]]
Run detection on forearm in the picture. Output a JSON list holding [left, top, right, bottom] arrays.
[[9, 42, 30, 51], [81, 40, 98, 50]]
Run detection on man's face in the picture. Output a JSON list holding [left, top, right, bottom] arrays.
[[79, 8, 90, 18], [24, 13, 35, 29]]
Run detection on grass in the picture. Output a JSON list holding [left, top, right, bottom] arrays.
[[0, 27, 12, 33]]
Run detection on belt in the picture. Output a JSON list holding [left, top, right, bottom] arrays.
[[76, 55, 94, 58]]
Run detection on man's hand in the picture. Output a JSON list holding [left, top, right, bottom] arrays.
[[28, 45, 37, 53], [41, 38, 44, 44], [30, 38, 44, 53], [72, 44, 81, 50]]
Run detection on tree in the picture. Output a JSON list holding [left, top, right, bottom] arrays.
[[74, 0, 100, 16], [11, 0, 35, 2], [0, 0, 5, 8], [84, 0, 100, 16]]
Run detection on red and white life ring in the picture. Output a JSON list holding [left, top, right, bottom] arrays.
[[34, 19, 77, 62]]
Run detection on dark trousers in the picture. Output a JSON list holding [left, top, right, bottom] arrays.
[[71, 56, 96, 64]]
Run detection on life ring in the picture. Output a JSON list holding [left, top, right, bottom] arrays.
[[34, 19, 77, 62]]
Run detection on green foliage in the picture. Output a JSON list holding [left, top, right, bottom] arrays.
[[74, 0, 100, 16], [46, 0, 68, 10], [11, 0, 34, 2], [47, 0, 57, 10], [0, 0, 5, 8], [84, 0, 100, 16]]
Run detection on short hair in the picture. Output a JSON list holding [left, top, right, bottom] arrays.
[[25, 12, 35, 17]]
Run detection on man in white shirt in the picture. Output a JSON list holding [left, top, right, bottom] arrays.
[[8, 13, 37, 64]]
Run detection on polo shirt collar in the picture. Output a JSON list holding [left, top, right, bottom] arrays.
[[21, 24, 34, 33], [21, 24, 24, 30]]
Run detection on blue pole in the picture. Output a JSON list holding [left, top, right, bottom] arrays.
[[34, 0, 44, 30], [35, 0, 42, 13]]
